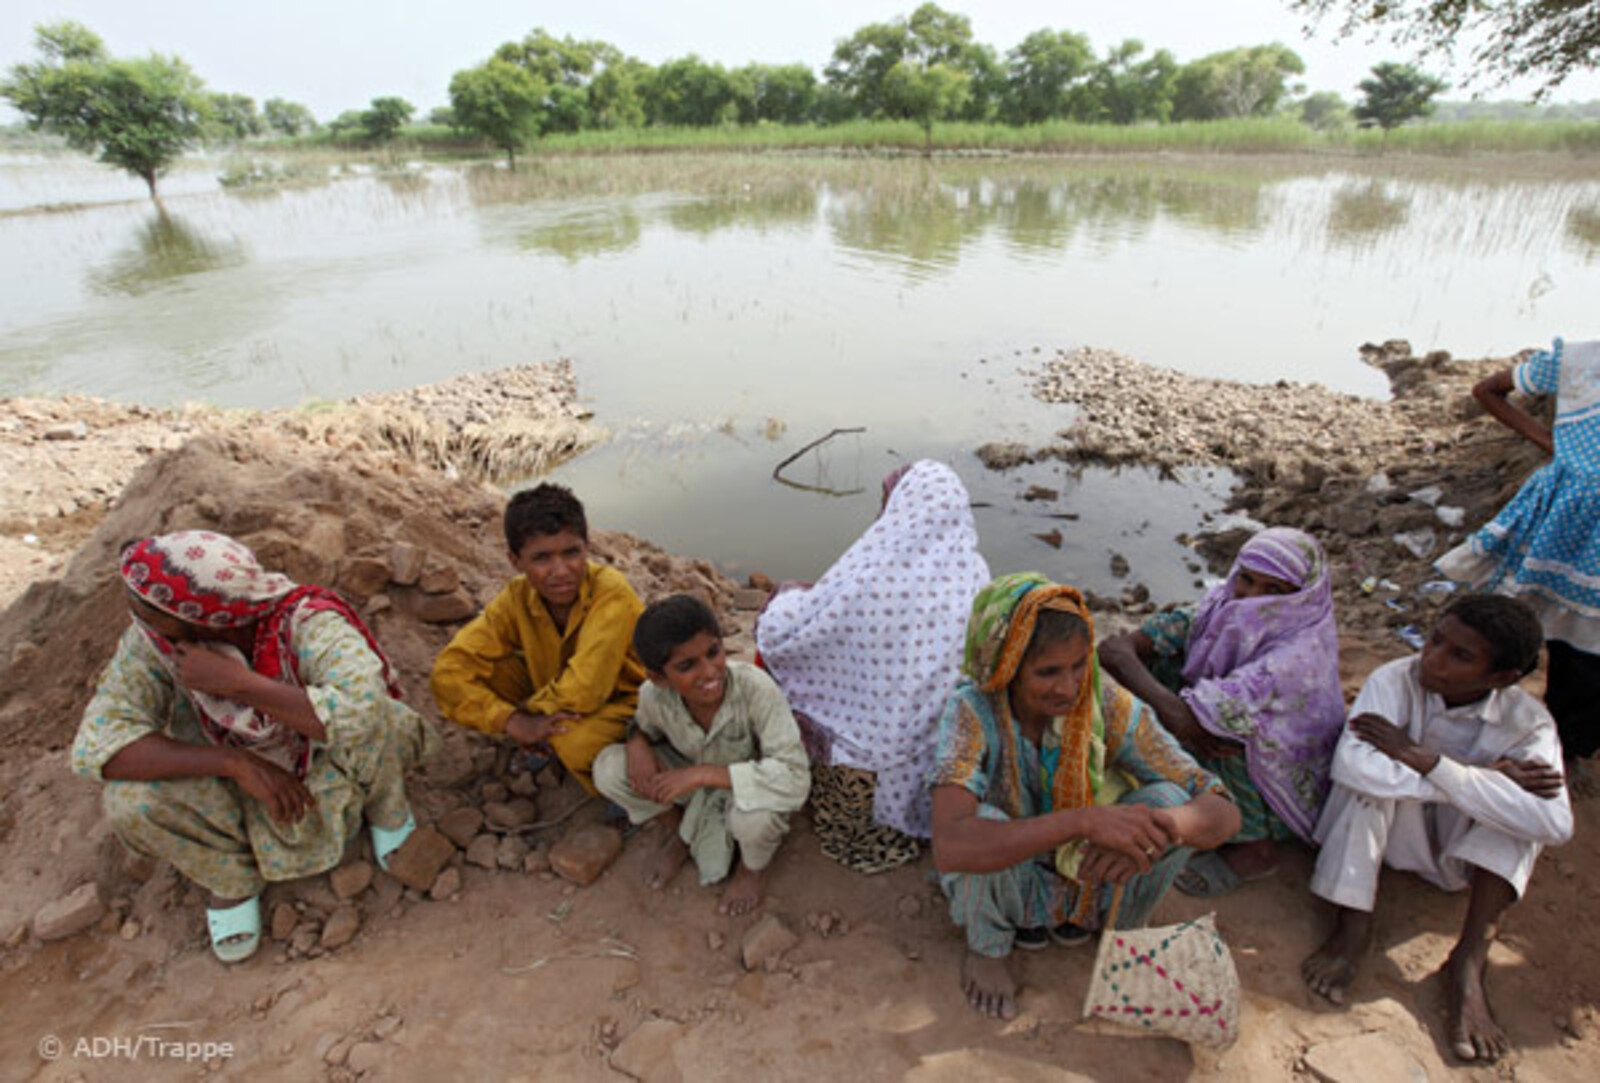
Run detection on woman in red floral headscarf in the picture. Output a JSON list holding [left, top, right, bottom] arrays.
[[72, 531, 437, 963]]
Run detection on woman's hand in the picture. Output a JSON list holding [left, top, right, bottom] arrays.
[[227, 750, 316, 824], [1078, 845, 1145, 886], [1160, 701, 1239, 762], [1079, 805, 1177, 873], [173, 642, 252, 698]]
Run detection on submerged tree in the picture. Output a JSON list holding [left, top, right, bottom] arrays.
[[263, 98, 317, 137], [449, 59, 545, 168], [1290, 1, 1599, 95], [1354, 62, 1447, 130], [360, 96, 414, 141], [1, 21, 208, 206]]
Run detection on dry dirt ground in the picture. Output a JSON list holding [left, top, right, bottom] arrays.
[[2, 350, 1597, 1082]]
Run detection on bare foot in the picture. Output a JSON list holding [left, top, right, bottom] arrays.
[[642, 816, 689, 891], [1301, 907, 1372, 1005], [960, 950, 1018, 1020], [716, 863, 764, 917], [1444, 945, 1509, 1062], [1220, 838, 1278, 880]]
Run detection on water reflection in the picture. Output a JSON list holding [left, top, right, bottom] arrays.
[[1566, 205, 1600, 257], [518, 206, 643, 262], [87, 213, 247, 296], [663, 186, 816, 236], [1327, 181, 1413, 248]]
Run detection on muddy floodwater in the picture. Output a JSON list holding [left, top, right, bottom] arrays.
[[3, 150, 1599, 596]]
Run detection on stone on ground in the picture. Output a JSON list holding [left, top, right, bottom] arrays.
[[429, 867, 462, 901], [383, 826, 456, 892], [464, 834, 499, 870], [741, 914, 799, 972], [330, 860, 374, 900], [319, 905, 361, 949], [548, 824, 623, 886], [33, 883, 106, 941], [1302, 1033, 1428, 1083], [270, 902, 299, 942], [436, 806, 484, 849], [609, 1019, 684, 1083]]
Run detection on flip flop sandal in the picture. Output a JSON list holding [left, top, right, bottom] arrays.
[[206, 896, 262, 964], [1173, 850, 1243, 898], [371, 810, 417, 873]]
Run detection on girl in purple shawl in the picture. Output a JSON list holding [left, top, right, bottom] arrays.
[[1099, 527, 1344, 896]]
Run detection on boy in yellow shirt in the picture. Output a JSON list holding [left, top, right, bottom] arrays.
[[431, 484, 645, 792]]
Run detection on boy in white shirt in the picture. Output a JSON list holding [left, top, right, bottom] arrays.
[[1301, 595, 1573, 1063]]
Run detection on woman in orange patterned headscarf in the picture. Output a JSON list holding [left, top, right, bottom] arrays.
[[928, 572, 1240, 1021]]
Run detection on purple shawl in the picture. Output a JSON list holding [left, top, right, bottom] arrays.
[[1181, 527, 1344, 840]]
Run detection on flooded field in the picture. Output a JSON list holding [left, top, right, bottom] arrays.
[[3, 151, 1598, 594]]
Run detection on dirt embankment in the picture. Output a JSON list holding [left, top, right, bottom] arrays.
[[0, 361, 595, 609]]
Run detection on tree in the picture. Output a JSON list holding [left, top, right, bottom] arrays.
[[881, 60, 970, 150], [2, 22, 209, 206], [449, 59, 545, 168], [641, 56, 737, 126], [263, 98, 317, 136], [588, 56, 650, 129], [1172, 44, 1305, 120], [208, 93, 262, 139], [1082, 40, 1178, 124], [735, 63, 817, 124], [1289, 1, 1599, 95], [1353, 61, 1447, 130], [360, 96, 413, 141], [1298, 89, 1350, 130], [825, 3, 989, 119], [1003, 28, 1094, 124]]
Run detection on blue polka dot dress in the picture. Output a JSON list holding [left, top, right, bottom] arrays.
[[1438, 338, 1600, 652]]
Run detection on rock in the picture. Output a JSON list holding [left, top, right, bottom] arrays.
[[707, 930, 726, 952], [32, 883, 106, 941], [522, 846, 551, 875], [1022, 485, 1059, 502], [1303, 1033, 1427, 1083], [119, 920, 140, 940], [372, 1015, 403, 1040], [388, 541, 425, 586], [347, 1042, 384, 1074], [609, 1019, 684, 1083], [731, 588, 768, 611], [465, 835, 499, 870], [484, 798, 538, 831], [896, 895, 923, 920], [330, 861, 374, 900], [412, 589, 476, 624], [429, 868, 461, 901], [270, 902, 299, 942], [418, 565, 460, 594], [44, 421, 88, 440], [338, 557, 391, 598], [369, 872, 403, 916], [366, 593, 392, 616], [741, 914, 799, 972], [383, 826, 456, 892], [320, 905, 361, 949], [496, 835, 530, 869], [1109, 552, 1131, 578], [508, 771, 538, 797], [548, 824, 623, 886], [975, 441, 1033, 470], [419, 739, 477, 789], [436, 807, 484, 849], [480, 781, 509, 804], [747, 572, 775, 592]]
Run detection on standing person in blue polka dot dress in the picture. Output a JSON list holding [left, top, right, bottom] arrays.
[[1438, 338, 1600, 788]]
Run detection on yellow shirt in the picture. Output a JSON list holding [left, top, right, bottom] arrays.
[[430, 562, 645, 735]]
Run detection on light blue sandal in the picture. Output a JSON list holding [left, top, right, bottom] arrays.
[[371, 810, 417, 872], [206, 896, 262, 963]]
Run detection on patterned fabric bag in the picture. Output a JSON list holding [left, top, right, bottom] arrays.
[[1080, 887, 1240, 1049]]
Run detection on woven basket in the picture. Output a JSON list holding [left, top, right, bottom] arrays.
[[1080, 886, 1240, 1049]]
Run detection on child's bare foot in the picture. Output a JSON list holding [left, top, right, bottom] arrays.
[[716, 863, 764, 916], [961, 950, 1018, 1019], [1444, 944, 1509, 1062], [642, 816, 690, 890], [1301, 907, 1372, 1005]]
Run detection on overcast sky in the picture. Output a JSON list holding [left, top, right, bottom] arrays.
[[4, 0, 1597, 122]]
